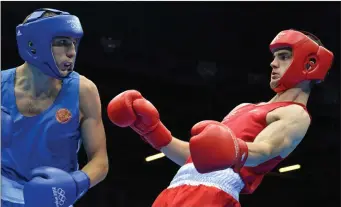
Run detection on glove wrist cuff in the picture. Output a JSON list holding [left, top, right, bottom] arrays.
[[234, 139, 249, 172], [71, 170, 90, 199], [145, 122, 172, 150]]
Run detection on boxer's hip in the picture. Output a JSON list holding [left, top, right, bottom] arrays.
[[152, 163, 244, 207], [167, 163, 245, 201], [153, 184, 241, 207]]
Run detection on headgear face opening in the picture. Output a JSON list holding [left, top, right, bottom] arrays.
[[16, 8, 84, 79], [269, 29, 334, 93]]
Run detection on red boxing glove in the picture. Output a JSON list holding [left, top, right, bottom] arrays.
[[107, 90, 172, 150], [189, 120, 248, 173]]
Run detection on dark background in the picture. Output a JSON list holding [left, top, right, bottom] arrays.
[[2, 2, 340, 207]]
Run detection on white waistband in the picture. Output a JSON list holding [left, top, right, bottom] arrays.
[[1, 175, 25, 204], [168, 163, 245, 201]]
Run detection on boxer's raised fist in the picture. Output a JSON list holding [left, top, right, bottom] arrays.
[[107, 90, 172, 150]]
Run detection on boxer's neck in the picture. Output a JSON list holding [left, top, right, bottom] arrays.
[[269, 81, 311, 106], [16, 63, 62, 98]]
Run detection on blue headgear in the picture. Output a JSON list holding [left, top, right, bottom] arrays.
[[16, 8, 84, 79]]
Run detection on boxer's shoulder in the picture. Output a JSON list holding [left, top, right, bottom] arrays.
[[267, 104, 311, 123], [79, 75, 100, 115], [231, 103, 252, 112], [1, 68, 15, 83], [79, 75, 98, 95]]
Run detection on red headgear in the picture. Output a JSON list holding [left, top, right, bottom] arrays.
[[269, 29, 334, 93]]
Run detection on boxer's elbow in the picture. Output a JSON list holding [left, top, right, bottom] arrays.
[[96, 156, 109, 181], [100, 160, 109, 176], [94, 159, 109, 187]]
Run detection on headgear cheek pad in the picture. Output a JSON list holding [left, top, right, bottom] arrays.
[[16, 8, 84, 79], [269, 29, 334, 93]]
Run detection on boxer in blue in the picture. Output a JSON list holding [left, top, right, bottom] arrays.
[[2, 106, 13, 150], [1, 8, 109, 207]]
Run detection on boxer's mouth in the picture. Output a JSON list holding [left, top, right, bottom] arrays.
[[62, 62, 73, 71], [271, 72, 280, 79]]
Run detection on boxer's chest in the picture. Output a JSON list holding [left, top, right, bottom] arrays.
[[15, 88, 60, 117], [222, 105, 271, 142], [14, 86, 83, 121]]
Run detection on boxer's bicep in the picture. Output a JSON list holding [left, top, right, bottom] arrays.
[[78, 78, 109, 187], [252, 105, 311, 160], [79, 77, 108, 161]]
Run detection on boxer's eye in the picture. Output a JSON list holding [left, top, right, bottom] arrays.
[[52, 39, 74, 47], [72, 38, 79, 45], [279, 54, 291, 61], [274, 52, 292, 61]]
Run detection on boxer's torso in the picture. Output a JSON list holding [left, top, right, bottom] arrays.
[[166, 102, 309, 200], [1, 68, 82, 185], [221, 102, 309, 193]]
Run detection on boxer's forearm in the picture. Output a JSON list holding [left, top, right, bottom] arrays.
[[244, 142, 274, 167], [161, 136, 190, 166], [81, 155, 109, 188]]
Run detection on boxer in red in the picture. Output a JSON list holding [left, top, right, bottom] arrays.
[[107, 29, 334, 206]]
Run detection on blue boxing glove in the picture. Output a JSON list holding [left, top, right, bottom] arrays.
[[1, 106, 13, 148], [24, 167, 90, 207]]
